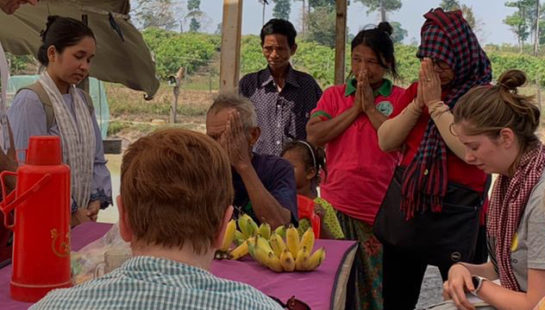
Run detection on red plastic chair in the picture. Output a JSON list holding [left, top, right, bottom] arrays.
[[297, 195, 320, 239]]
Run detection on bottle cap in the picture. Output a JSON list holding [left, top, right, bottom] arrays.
[[26, 136, 62, 165]]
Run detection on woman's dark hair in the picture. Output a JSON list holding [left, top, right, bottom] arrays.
[[260, 18, 297, 48], [351, 22, 397, 78], [281, 140, 327, 187], [37, 15, 95, 66]]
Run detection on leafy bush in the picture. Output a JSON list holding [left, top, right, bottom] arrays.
[[487, 52, 545, 86], [142, 28, 219, 79], [240, 35, 265, 75], [394, 44, 419, 85]]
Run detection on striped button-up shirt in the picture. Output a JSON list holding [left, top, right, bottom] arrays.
[[239, 65, 322, 156], [31, 256, 283, 310]]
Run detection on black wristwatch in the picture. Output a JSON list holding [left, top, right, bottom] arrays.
[[471, 275, 486, 296]]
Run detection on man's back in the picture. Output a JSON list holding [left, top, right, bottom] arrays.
[[31, 257, 282, 310]]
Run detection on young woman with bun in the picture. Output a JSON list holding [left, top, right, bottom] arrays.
[[433, 69, 545, 310], [8, 16, 111, 226]]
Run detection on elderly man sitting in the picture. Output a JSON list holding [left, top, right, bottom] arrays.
[[206, 93, 297, 228], [31, 129, 283, 310]]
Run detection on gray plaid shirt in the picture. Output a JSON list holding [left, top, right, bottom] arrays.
[[31, 256, 282, 310], [239, 65, 322, 156]]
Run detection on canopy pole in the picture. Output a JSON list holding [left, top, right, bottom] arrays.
[[220, 0, 243, 92], [334, 0, 347, 85]]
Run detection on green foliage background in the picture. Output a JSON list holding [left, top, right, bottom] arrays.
[[10, 28, 543, 89], [139, 29, 545, 88]]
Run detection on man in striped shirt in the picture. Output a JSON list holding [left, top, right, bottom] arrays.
[[31, 129, 282, 310]]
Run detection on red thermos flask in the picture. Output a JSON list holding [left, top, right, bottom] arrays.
[[0, 136, 71, 302]]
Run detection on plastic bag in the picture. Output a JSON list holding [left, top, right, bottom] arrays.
[[70, 223, 131, 285]]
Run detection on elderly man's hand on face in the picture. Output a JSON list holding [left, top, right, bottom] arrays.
[[219, 110, 252, 172]]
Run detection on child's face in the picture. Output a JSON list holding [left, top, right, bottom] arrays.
[[282, 149, 312, 192], [351, 44, 388, 88]]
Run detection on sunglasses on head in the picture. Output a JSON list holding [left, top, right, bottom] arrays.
[[269, 295, 311, 310]]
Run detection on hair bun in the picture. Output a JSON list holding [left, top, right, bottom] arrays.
[[377, 22, 393, 36], [41, 15, 60, 42], [498, 69, 526, 91]]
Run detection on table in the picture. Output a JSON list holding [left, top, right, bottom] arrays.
[[1, 222, 357, 310]]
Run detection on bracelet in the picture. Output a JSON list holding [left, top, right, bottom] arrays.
[[429, 101, 450, 118], [471, 275, 486, 296]]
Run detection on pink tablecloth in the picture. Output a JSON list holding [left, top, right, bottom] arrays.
[[0, 222, 357, 310]]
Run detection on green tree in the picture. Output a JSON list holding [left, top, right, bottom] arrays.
[[355, 0, 402, 22], [133, 0, 178, 30], [306, 6, 336, 47], [308, 0, 335, 9], [187, 0, 200, 11], [273, 0, 291, 20], [390, 21, 408, 43], [505, 1, 532, 52], [440, 0, 460, 10], [523, 0, 543, 55], [186, 0, 201, 32], [189, 18, 201, 32], [439, 0, 478, 31]]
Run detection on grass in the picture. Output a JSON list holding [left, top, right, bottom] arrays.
[[106, 82, 214, 118]]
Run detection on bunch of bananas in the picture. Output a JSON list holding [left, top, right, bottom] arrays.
[[250, 226, 326, 272], [218, 214, 326, 272], [219, 214, 285, 260]]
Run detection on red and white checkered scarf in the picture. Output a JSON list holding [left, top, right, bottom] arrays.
[[401, 8, 491, 219], [488, 143, 545, 291]]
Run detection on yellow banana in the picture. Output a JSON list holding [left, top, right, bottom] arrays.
[[253, 242, 272, 267], [229, 240, 249, 260], [274, 225, 287, 239], [299, 227, 315, 253], [257, 223, 271, 239], [234, 230, 245, 246], [256, 235, 274, 254], [269, 233, 287, 258], [294, 246, 309, 271], [220, 219, 236, 251], [247, 216, 259, 237], [238, 214, 252, 238], [280, 248, 296, 272], [304, 247, 326, 271], [267, 252, 284, 272], [247, 237, 257, 258], [286, 225, 300, 258]]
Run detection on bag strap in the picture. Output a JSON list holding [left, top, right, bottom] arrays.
[[17, 82, 55, 129], [16, 82, 94, 130]]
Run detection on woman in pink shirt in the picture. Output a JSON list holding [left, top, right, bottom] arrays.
[[306, 22, 404, 310]]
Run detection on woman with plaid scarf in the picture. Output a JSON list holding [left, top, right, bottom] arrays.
[[430, 70, 545, 309], [376, 8, 492, 309]]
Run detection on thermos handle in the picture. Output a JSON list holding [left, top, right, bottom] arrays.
[[0, 172, 52, 229], [0, 170, 16, 228]]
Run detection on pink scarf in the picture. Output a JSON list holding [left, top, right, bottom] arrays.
[[488, 143, 545, 291]]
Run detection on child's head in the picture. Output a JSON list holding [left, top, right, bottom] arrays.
[[452, 69, 540, 175], [281, 140, 326, 192], [350, 22, 397, 86]]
